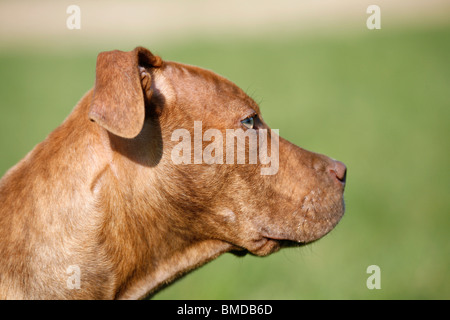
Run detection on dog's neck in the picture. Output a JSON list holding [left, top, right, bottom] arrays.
[[93, 163, 233, 299], [119, 240, 232, 300]]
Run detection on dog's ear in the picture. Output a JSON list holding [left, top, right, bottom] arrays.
[[89, 47, 162, 139]]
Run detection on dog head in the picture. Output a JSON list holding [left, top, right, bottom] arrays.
[[89, 46, 346, 257]]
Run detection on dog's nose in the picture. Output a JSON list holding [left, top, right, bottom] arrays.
[[329, 160, 347, 185]]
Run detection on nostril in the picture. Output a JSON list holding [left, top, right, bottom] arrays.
[[330, 160, 347, 184]]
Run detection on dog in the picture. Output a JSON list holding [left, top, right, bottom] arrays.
[[0, 47, 346, 299]]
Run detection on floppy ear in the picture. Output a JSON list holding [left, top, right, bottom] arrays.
[[89, 47, 162, 139]]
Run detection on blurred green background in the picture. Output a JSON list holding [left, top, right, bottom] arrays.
[[0, 0, 449, 299]]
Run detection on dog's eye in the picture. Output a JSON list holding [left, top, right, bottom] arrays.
[[241, 116, 255, 129]]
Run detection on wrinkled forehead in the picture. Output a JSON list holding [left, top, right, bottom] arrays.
[[159, 61, 261, 114]]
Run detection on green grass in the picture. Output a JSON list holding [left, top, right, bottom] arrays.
[[1, 25, 449, 299]]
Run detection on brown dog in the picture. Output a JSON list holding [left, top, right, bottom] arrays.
[[0, 47, 346, 299]]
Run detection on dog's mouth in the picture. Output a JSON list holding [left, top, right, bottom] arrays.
[[231, 199, 345, 257]]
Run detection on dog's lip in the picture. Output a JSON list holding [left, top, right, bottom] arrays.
[[259, 225, 304, 244], [231, 236, 306, 257], [261, 234, 304, 245], [250, 236, 308, 256]]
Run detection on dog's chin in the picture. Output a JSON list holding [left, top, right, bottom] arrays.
[[289, 197, 345, 243], [233, 205, 345, 257]]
